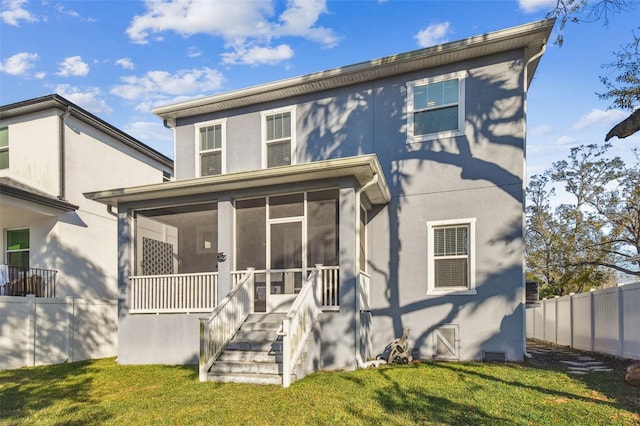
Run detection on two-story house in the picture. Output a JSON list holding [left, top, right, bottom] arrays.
[[86, 19, 554, 386], [0, 94, 173, 300]]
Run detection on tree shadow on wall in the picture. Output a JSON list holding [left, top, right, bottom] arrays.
[[300, 58, 530, 358]]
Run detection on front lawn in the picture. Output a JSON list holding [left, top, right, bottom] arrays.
[[1, 359, 638, 425]]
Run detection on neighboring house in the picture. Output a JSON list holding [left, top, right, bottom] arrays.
[[86, 19, 554, 386], [0, 94, 173, 299]]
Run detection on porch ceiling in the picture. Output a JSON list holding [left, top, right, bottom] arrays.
[[84, 154, 391, 207]]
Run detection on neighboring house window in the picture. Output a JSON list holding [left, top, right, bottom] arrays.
[[406, 71, 466, 143], [162, 170, 172, 182], [0, 127, 8, 169], [427, 218, 475, 295], [262, 108, 295, 168], [6, 229, 29, 268], [197, 120, 225, 176]]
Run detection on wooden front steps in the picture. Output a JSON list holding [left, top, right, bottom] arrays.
[[206, 313, 296, 385]]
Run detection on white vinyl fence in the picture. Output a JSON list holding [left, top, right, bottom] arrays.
[[0, 295, 117, 370], [526, 282, 640, 360]]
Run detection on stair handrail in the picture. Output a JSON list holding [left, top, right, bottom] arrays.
[[199, 268, 254, 382], [281, 265, 323, 387]]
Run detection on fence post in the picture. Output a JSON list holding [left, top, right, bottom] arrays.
[[554, 296, 559, 345], [66, 296, 74, 362], [569, 293, 575, 349], [617, 286, 624, 358], [589, 288, 596, 352], [26, 294, 36, 366]]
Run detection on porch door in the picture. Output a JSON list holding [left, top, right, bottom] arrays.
[[268, 219, 303, 312]]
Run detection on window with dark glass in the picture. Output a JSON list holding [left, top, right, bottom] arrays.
[[199, 124, 223, 176]]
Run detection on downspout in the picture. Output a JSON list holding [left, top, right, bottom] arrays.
[[106, 205, 118, 217], [58, 106, 72, 201], [354, 172, 379, 368], [522, 42, 546, 359]]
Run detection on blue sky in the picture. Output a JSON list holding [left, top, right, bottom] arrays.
[[1, 0, 639, 180]]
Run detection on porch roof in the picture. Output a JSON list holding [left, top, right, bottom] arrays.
[[84, 154, 391, 206], [0, 177, 78, 212]]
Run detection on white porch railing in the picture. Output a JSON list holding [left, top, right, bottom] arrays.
[[319, 266, 340, 309], [199, 269, 254, 382], [129, 272, 218, 314], [281, 265, 323, 387]]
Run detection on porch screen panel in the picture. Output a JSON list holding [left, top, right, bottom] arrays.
[[236, 198, 266, 270], [269, 193, 303, 218], [307, 190, 339, 267], [135, 203, 217, 275], [270, 222, 302, 269]]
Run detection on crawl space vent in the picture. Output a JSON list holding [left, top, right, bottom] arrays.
[[483, 351, 506, 362]]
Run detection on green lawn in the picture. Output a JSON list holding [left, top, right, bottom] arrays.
[[1, 358, 638, 425]]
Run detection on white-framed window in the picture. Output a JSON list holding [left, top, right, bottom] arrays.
[[427, 218, 476, 295], [406, 71, 466, 143], [0, 126, 8, 170], [6, 228, 29, 268], [196, 119, 225, 176], [262, 107, 296, 168]]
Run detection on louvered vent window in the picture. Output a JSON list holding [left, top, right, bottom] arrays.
[[433, 225, 469, 288], [265, 112, 291, 167], [199, 124, 222, 176]]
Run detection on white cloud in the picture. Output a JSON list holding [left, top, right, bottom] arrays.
[[275, 0, 338, 47], [221, 44, 294, 66], [115, 58, 135, 70], [54, 85, 113, 115], [187, 46, 203, 58], [54, 3, 96, 22], [415, 22, 451, 48], [57, 56, 90, 77], [0, 51, 38, 75], [556, 135, 577, 146], [529, 124, 553, 137], [1, 0, 37, 26], [572, 108, 628, 130], [125, 120, 174, 154], [126, 0, 338, 65], [110, 67, 225, 104], [518, 0, 556, 13]]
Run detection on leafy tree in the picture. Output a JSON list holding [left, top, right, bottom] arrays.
[[526, 144, 638, 297], [546, 1, 640, 140]]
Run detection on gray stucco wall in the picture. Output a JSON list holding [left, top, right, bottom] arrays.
[[130, 48, 527, 366], [117, 313, 201, 364]]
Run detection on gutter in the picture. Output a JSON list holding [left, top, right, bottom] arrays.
[[354, 173, 379, 368], [59, 106, 72, 201]]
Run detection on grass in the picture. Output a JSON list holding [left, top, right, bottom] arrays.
[[1, 359, 638, 425]]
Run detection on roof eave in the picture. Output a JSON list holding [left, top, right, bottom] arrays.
[[85, 155, 391, 207], [0, 183, 79, 212], [152, 18, 555, 126], [0, 94, 173, 169]]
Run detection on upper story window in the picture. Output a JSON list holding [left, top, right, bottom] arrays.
[[197, 120, 225, 176], [0, 127, 8, 170], [406, 71, 466, 143], [262, 107, 295, 168], [427, 218, 476, 295]]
